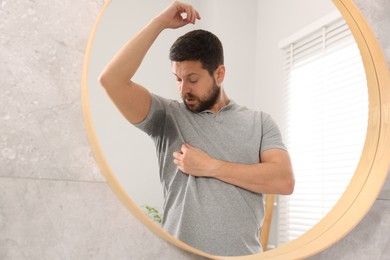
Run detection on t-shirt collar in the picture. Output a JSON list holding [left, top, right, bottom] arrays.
[[199, 100, 236, 114]]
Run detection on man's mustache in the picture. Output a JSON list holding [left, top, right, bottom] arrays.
[[184, 93, 197, 99]]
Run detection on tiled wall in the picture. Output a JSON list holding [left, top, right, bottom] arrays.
[[0, 0, 389, 259]]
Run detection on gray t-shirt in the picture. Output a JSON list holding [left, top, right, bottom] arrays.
[[135, 94, 286, 256]]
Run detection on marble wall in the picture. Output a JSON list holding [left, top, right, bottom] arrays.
[[0, 0, 389, 259]]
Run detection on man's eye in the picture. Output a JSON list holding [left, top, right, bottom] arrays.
[[189, 79, 198, 84]]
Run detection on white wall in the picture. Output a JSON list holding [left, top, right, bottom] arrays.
[[255, 0, 337, 125]]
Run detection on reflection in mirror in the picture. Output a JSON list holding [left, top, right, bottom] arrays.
[[87, 0, 367, 256], [275, 12, 367, 247]]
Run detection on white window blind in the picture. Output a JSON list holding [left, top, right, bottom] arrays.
[[277, 13, 368, 245]]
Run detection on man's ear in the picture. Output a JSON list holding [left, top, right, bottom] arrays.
[[214, 65, 225, 84]]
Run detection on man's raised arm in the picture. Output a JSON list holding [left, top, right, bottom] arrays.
[[98, 1, 201, 124]]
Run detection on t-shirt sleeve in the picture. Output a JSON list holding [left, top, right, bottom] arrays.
[[260, 113, 287, 153], [133, 94, 171, 138]]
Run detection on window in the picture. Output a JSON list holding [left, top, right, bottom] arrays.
[[277, 11, 368, 245]]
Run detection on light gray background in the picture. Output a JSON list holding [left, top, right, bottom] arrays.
[[0, 0, 389, 260]]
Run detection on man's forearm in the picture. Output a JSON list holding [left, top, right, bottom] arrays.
[[210, 158, 294, 195], [99, 19, 165, 86]]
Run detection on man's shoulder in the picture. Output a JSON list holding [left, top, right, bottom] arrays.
[[230, 102, 266, 117], [151, 93, 183, 109]]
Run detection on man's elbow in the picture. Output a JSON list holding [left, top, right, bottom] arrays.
[[98, 71, 132, 92], [98, 71, 110, 89], [280, 171, 295, 195]]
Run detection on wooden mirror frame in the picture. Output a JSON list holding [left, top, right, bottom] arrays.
[[81, 0, 390, 259]]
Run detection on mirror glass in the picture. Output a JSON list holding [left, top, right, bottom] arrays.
[[87, 0, 368, 254]]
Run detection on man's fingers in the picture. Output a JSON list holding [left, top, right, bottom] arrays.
[[177, 2, 199, 24], [173, 151, 183, 160], [173, 159, 187, 174], [181, 143, 189, 152], [195, 10, 201, 20], [189, 7, 198, 23], [184, 6, 192, 22], [188, 6, 200, 24], [184, 143, 193, 149], [173, 158, 181, 166]]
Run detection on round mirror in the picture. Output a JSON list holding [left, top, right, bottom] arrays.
[[82, 0, 390, 258]]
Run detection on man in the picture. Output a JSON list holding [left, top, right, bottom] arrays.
[[99, 0, 294, 256]]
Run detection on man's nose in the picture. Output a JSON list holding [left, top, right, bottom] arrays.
[[179, 82, 191, 95]]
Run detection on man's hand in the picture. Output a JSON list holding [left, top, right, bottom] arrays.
[[173, 144, 218, 177], [173, 144, 294, 195], [155, 1, 201, 30]]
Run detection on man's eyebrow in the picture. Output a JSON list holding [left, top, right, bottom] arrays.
[[187, 73, 200, 77], [172, 72, 200, 78]]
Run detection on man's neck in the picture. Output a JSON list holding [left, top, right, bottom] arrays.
[[209, 89, 230, 113]]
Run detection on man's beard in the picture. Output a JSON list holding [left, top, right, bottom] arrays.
[[183, 81, 221, 113]]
